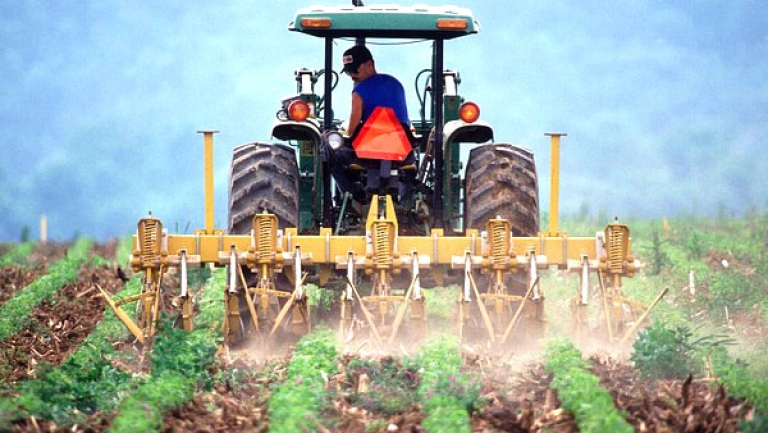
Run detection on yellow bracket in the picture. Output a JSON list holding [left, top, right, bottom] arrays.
[[97, 285, 146, 345]]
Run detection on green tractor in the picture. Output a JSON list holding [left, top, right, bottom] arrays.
[[226, 2, 541, 342], [121, 2, 646, 348], [229, 3, 538, 240]]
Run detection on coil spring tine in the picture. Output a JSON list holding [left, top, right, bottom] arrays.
[[141, 219, 159, 267], [608, 225, 624, 273], [373, 222, 390, 265]]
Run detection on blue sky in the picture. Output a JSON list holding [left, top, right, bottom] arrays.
[[1, 1, 767, 241]]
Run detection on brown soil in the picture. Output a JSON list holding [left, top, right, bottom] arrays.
[[0, 266, 45, 306], [0, 266, 124, 385]]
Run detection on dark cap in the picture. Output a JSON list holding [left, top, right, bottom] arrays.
[[342, 45, 373, 73]]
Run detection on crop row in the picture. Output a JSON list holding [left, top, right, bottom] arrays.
[[265, 331, 481, 432], [268, 329, 339, 432], [0, 276, 141, 427], [544, 339, 634, 433], [412, 336, 477, 432], [0, 237, 226, 432], [110, 267, 225, 432], [0, 238, 90, 342], [0, 242, 35, 267]]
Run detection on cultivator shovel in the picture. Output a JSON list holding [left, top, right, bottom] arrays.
[[222, 214, 311, 344], [338, 196, 427, 346], [568, 221, 664, 345], [104, 215, 190, 345], [453, 218, 547, 345]]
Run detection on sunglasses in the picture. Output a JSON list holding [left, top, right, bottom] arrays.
[[344, 65, 360, 75]]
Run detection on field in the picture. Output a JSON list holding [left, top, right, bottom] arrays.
[[0, 215, 767, 432]]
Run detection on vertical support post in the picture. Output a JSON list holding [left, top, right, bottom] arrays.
[[544, 132, 567, 236], [40, 215, 47, 245], [433, 39, 445, 227], [198, 130, 219, 235], [322, 37, 334, 229]]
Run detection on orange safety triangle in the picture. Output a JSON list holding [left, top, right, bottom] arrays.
[[352, 107, 412, 161]]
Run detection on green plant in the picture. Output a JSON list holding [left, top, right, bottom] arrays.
[[632, 321, 736, 380], [545, 339, 634, 433], [268, 329, 338, 433], [0, 242, 34, 267], [408, 335, 477, 433], [631, 321, 699, 380], [306, 283, 337, 314], [109, 268, 224, 433], [710, 347, 768, 414], [643, 222, 670, 275], [0, 238, 90, 341], [346, 356, 419, 415], [0, 276, 144, 428]]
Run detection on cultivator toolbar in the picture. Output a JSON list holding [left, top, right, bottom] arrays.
[[103, 132, 657, 349]]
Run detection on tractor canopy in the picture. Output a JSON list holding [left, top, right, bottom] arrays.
[[290, 4, 479, 39]]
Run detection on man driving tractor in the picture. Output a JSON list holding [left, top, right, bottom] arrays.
[[328, 44, 412, 202]]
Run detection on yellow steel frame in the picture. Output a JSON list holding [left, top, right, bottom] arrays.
[[110, 131, 653, 347]]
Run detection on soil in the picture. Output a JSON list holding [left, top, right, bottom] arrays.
[[0, 243, 758, 432]]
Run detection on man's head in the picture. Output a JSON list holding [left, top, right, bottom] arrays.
[[342, 45, 375, 83]]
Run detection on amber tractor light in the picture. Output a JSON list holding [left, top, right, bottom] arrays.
[[301, 18, 332, 29], [288, 100, 311, 121], [436, 18, 468, 30], [459, 101, 480, 123]]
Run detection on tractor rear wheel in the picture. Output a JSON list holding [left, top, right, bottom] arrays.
[[228, 142, 299, 234], [464, 143, 541, 343], [227, 142, 300, 340], [464, 143, 539, 235]]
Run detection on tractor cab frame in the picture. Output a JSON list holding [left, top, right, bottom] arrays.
[[274, 4, 491, 233]]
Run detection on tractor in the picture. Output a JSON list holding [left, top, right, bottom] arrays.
[[108, 2, 658, 349]]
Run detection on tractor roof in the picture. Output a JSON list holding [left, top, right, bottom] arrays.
[[290, 4, 479, 39]]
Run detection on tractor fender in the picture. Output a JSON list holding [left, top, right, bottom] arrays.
[[271, 118, 323, 144], [442, 119, 493, 147]]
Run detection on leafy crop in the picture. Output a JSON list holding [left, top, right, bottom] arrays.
[[709, 347, 768, 414], [268, 329, 338, 433], [631, 321, 699, 380], [0, 242, 35, 267], [346, 356, 420, 415], [545, 339, 634, 433], [408, 335, 478, 433], [109, 268, 224, 433], [0, 238, 90, 341], [632, 320, 735, 380], [0, 276, 142, 428]]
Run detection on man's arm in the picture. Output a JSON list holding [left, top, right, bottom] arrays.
[[347, 92, 363, 137]]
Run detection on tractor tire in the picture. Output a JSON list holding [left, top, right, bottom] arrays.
[[228, 142, 299, 234], [464, 143, 539, 236], [227, 142, 299, 340], [464, 143, 542, 343]]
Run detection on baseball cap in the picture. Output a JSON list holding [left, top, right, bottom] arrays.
[[342, 45, 373, 74]]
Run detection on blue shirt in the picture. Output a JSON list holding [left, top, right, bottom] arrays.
[[353, 74, 410, 126]]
